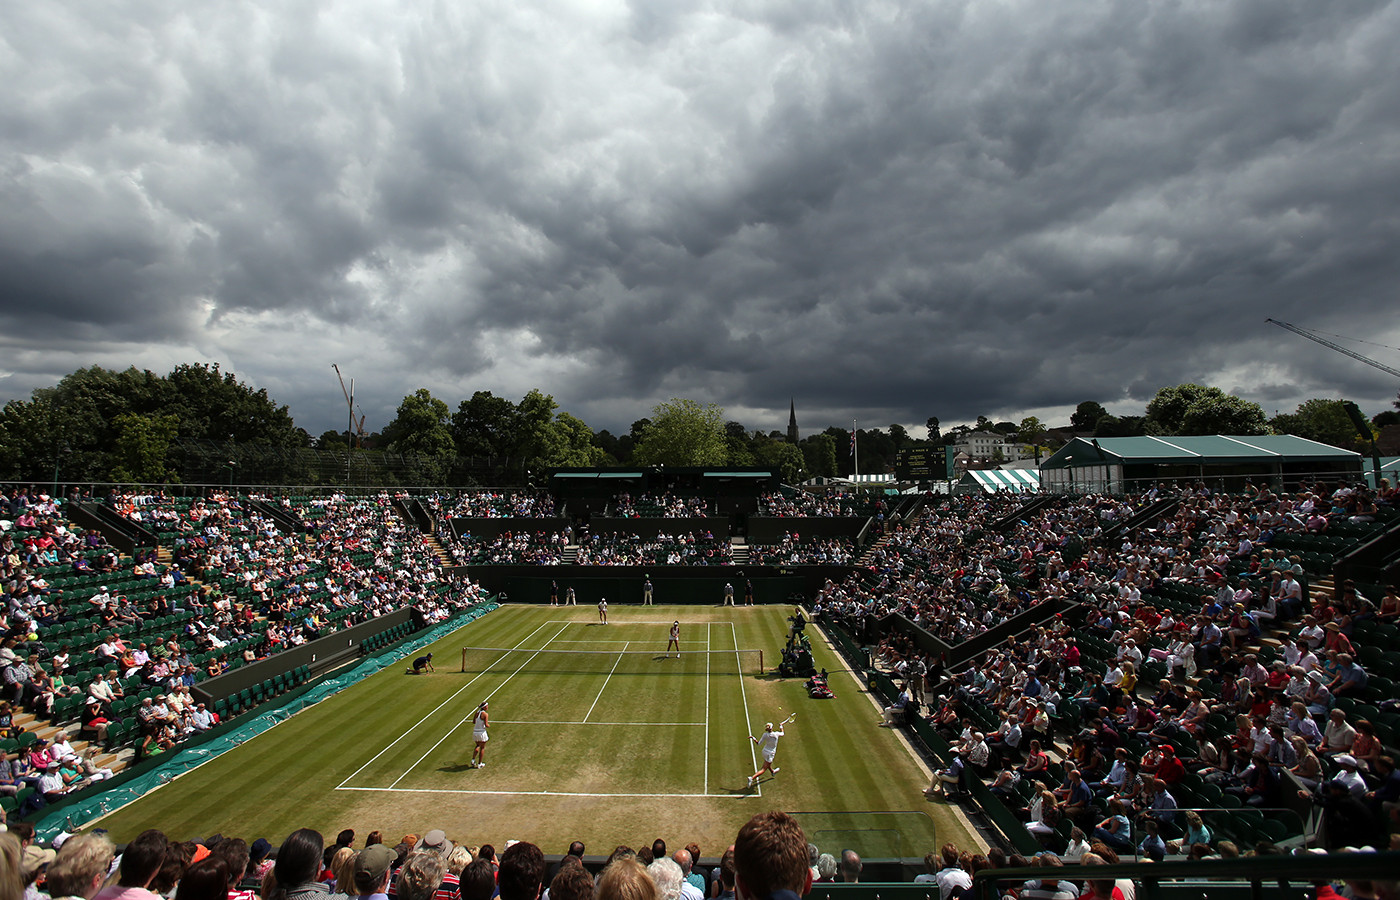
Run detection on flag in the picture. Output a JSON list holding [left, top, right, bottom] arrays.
[[849, 427, 856, 457]]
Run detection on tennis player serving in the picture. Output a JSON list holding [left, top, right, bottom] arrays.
[[747, 713, 795, 787]]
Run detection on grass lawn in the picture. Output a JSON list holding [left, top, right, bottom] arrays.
[[93, 605, 975, 858]]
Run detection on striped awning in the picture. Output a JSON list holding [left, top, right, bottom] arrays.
[[965, 469, 1042, 493]]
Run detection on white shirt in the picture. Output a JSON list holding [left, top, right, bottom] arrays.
[[755, 729, 783, 757]]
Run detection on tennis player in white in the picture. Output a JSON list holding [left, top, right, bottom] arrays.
[[748, 721, 787, 787], [469, 701, 490, 768], [667, 621, 681, 657]]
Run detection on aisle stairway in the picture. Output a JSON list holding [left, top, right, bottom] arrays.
[[421, 533, 451, 567], [729, 537, 749, 566]]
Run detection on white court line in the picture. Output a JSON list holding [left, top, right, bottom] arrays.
[[347, 620, 750, 796], [583, 640, 629, 723], [388, 623, 571, 789], [703, 622, 710, 794], [338, 786, 750, 799], [336, 619, 555, 790], [490, 720, 706, 726], [736, 632, 759, 796]]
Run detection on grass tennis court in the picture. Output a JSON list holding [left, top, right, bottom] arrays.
[[93, 606, 972, 857]]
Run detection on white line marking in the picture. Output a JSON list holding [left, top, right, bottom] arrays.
[[337, 786, 749, 799], [735, 623, 759, 796], [337, 619, 553, 789], [704, 622, 711, 794], [389, 623, 570, 789], [489, 720, 706, 726], [583, 641, 629, 724]]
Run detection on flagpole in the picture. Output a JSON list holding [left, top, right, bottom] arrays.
[[853, 418, 859, 479]]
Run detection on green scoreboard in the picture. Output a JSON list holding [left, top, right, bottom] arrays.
[[894, 446, 954, 480]]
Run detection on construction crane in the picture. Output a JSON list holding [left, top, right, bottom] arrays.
[[1266, 319, 1400, 379], [331, 364, 368, 447]]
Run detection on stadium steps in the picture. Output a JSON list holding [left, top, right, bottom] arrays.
[[9, 708, 129, 773], [562, 544, 579, 564], [421, 533, 451, 567], [856, 534, 892, 567], [729, 537, 749, 565]]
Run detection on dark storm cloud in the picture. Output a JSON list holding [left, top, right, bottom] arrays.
[[2, 0, 1398, 435]]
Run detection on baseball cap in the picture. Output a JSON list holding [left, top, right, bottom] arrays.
[[355, 844, 397, 885]]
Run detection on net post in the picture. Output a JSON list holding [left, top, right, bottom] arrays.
[[759, 649, 764, 674], [461, 646, 466, 673]]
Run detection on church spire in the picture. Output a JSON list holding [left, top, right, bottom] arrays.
[[787, 398, 798, 444]]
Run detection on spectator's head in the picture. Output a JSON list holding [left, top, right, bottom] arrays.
[[209, 838, 249, 886], [445, 847, 474, 877], [719, 850, 737, 890], [497, 841, 544, 900], [838, 849, 862, 884], [547, 862, 594, 900], [118, 829, 168, 888], [458, 858, 497, 900], [173, 858, 230, 900], [353, 844, 396, 896], [671, 850, 692, 876], [596, 858, 658, 900], [273, 829, 325, 889], [734, 812, 811, 898], [651, 840, 667, 861], [396, 851, 447, 900], [567, 842, 585, 859], [647, 858, 684, 900], [44, 832, 115, 900]]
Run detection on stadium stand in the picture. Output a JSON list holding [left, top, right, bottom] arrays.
[[5, 473, 1399, 894]]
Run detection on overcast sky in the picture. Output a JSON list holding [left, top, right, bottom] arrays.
[[3, 0, 1399, 439]]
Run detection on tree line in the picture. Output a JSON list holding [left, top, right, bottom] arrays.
[[0, 365, 1394, 486]]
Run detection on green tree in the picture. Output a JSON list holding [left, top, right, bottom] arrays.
[[452, 391, 519, 459], [165, 363, 302, 445], [1145, 384, 1268, 435], [539, 412, 605, 467], [515, 389, 562, 472], [889, 423, 911, 450], [755, 440, 805, 484], [1094, 414, 1147, 437], [926, 417, 940, 441], [632, 399, 727, 466], [1270, 399, 1369, 447], [1070, 401, 1108, 432], [800, 433, 838, 478], [1019, 416, 1046, 444], [110, 413, 181, 483], [383, 389, 455, 457]]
